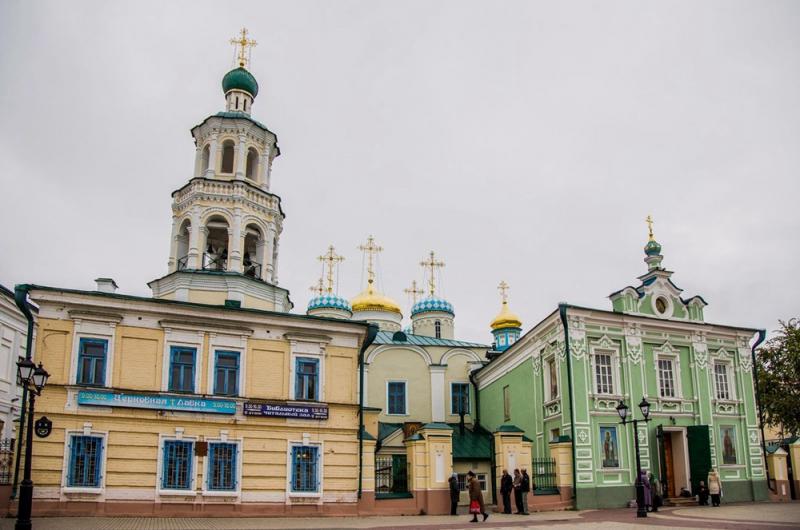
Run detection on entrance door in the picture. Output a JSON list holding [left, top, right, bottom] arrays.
[[664, 433, 675, 497], [687, 425, 712, 495]]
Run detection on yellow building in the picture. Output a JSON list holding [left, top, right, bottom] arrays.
[[21, 31, 382, 516]]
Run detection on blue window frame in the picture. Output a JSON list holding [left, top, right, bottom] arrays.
[[76, 338, 107, 387], [66, 435, 103, 488], [387, 381, 406, 415], [214, 351, 240, 396], [290, 445, 319, 492], [168, 346, 196, 393], [162, 440, 193, 490], [294, 357, 319, 401], [451, 383, 470, 415], [207, 442, 238, 491]]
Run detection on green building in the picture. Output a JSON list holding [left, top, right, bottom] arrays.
[[474, 226, 768, 509]]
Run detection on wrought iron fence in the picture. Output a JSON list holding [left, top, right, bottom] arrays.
[[532, 457, 558, 495], [203, 253, 227, 271], [375, 455, 409, 497], [176, 255, 189, 271], [0, 437, 15, 485], [243, 260, 262, 280]]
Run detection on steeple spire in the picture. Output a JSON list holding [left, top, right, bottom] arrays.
[[230, 27, 258, 69], [419, 251, 445, 296], [490, 280, 522, 352], [643, 215, 664, 270]]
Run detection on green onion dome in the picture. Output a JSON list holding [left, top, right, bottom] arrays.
[[644, 239, 662, 256], [222, 67, 259, 98]]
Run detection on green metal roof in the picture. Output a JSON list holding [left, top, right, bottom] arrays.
[[450, 424, 492, 460], [222, 67, 258, 97], [373, 331, 488, 348], [495, 424, 525, 433], [378, 422, 403, 442]]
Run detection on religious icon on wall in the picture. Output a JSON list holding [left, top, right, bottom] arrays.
[[721, 425, 737, 465], [600, 426, 619, 468]]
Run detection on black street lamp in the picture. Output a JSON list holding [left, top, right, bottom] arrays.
[[15, 359, 49, 530], [616, 397, 651, 518]]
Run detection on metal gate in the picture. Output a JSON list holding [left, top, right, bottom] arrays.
[[375, 454, 409, 497], [532, 457, 558, 495], [0, 438, 15, 484]]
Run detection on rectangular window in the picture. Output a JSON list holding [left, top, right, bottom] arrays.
[[594, 352, 614, 394], [207, 442, 237, 491], [714, 363, 730, 400], [551, 428, 561, 442], [162, 440, 193, 490], [66, 435, 103, 488], [547, 358, 559, 399], [294, 357, 319, 401], [290, 445, 319, 493], [503, 385, 511, 421], [76, 338, 107, 387], [169, 346, 196, 393], [387, 381, 407, 415], [658, 358, 675, 398], [214, 351, 240, 397], [451, 383, 470, 415]]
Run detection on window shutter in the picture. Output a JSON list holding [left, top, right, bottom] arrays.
[[66, 436, 74, 486], [232, 445, 238, 489]]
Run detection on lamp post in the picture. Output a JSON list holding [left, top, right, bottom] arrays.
[[15, 359, 49, 530], [616, 397, 651, 518]]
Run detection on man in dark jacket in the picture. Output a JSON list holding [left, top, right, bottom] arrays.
[[500, 469, 513, 514], [448, 473, 460, 515], [520, 468, 531, 515]]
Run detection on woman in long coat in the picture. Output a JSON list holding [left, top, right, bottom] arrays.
[[467, 471, 488, 522], [707, 469, 722, 507], [639, 470, 652, 510]]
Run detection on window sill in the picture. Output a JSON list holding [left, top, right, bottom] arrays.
[[202, 490, 240, 497], [376, 492, 413, 500], [288, 491, 322, 498], [158, 489, 197, 497], [63, 487, 103, 495]]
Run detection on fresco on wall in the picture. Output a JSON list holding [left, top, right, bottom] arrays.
[[721, 425, 737, 465], [600, 426, 620, 468]]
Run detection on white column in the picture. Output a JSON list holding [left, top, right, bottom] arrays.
[[255, 239, 266, 280], [228, 209, 243, 273], [235, 134, 247, 180], [259, 150, 270, 190], [192, 145, 202, 178], [167, 217, 179, 272], [187, 209, 202, 269], [272, 233, 280, 284], [265, 227, 276, 282], [205, 134, 218, 178], [361, 363, 369, 407], [430, 365, 447, 422]]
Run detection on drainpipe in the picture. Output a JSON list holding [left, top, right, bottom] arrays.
[[469, 370, 481, 428], [750, 329, 772, 492], [357, 323, 379, 500], [558, 304, 578, 502], [11, 285, 35, 499]]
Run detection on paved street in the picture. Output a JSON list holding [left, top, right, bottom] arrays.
[[1, 502, 798, 530]]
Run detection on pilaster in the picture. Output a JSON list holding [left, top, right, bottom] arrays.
[[429, 365, 446, 422], [235, 133, 247, 179], [205, 134, 218, 178]]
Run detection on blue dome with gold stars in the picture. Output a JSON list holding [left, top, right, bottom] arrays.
[[411, 296, 454, 316]]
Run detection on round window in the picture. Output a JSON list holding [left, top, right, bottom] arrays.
[[655, 297, 668, 314]]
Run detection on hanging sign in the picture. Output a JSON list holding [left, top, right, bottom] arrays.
[[243, 401, 328, 420], [35, 416, 52, 438], [77, 391, 237, 415]]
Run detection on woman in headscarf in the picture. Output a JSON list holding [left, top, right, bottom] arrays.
[[467, 471, 488, 522], [639, 470, 652, 511], [648, 472, 662, 512], [448, 473, 460, 515], [707, 468, 723, 507]]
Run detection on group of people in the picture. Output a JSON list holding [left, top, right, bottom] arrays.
[[499, 468, 533, 515], [640, 468, 724, 512], [696, 469, 724, 507]]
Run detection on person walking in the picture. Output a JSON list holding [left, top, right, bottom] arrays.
[[639, 470, 652, 512], [520, 468, 531, 515], [467, 471, 489, 523], [448, 473, 460, 515], [512, 469, 524, 514], [500, 469, 513, 514], [697, 480, 709, 506], [648, 472, 662, 512], [707, 469, 722, 507]]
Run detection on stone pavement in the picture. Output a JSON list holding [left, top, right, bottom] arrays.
[[1, 502, 798, 530]]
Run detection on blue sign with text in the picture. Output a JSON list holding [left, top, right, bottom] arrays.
[[77, 391, 237, 415], [243, 402, 328, 420]]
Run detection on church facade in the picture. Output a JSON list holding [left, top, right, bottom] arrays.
[[474, 230, 768, 509]]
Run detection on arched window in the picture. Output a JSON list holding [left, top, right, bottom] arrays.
[[200, 145, 210, 174], [435, 320, 442, 339], [235, 96, 239, 110], [220, 140, 235, 174], [243, 99, 248, 112], [246, 148, 259, 181]]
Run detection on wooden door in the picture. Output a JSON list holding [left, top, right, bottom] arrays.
[[664, 433, 675, 497]]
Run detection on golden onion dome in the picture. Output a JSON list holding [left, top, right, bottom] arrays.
[[350, 283, 402, 315], [490, 301, 522, 330]]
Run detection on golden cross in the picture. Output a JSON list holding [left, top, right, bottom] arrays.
[[498, 280, 510, 304], [646, 215, 655, 241], [358, 235, 383, 286], [318, 245, 344, 294], [230, 27, 257, 68], [420, 251, 445, 296], [404, 280, 424, 305], [309, 277, 324, 296]]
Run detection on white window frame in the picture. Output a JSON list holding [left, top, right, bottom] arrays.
[[61, 427, 108, 494], [202, 436, 243, 497], [286, 439, 324, 499], [449, 381, 470, 415], [543, 355, 559, 402], [161, 328, 205, 394], [69, 319, 117, 388], [590, 341, 621, 396], [713, 360, 736, 401], [157, 432, 198, 496], [654, 343, 683, 399], [288, 340, 326, 403], [206, 332, 247, 398], [386, 380, 408, 416]]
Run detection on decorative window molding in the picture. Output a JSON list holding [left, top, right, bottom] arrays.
[[157, 433, 198, 496], [202, 436, 242, 496], [288, 339, 326, 403], [69, 317, 118, 388], [386, 380, 408, 416], [206, 332, 248, 398], [161, 328, 204, 394], [713, 360, 736, 401], [543, 355, 559, 402], [654, 342, 683, 399], [590, 336, 621, 397], [286, 439, 323, 498], [61, 428, 108, 494]]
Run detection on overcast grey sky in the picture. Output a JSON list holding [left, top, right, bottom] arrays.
[[1, 1, 798, 343]]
